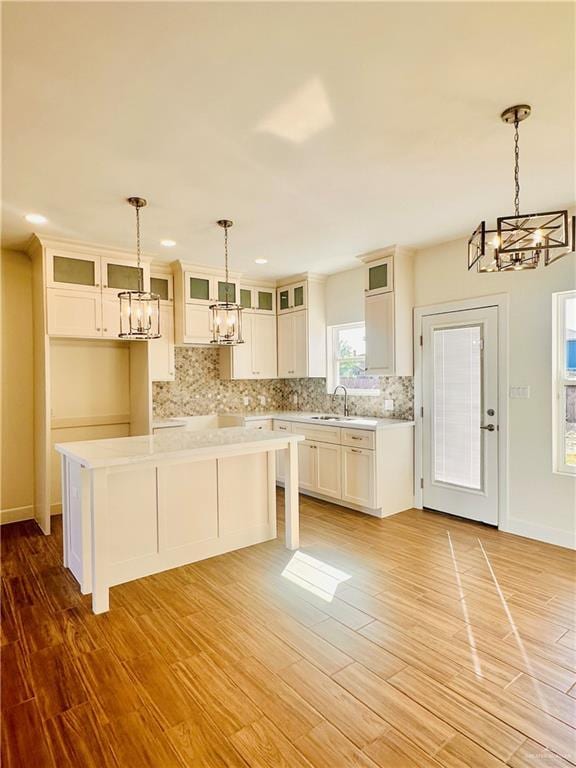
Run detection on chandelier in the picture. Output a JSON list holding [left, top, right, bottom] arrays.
[[468, 105, 575, 273], [118, 197, 161, 340], [210, 219, 244, 345]]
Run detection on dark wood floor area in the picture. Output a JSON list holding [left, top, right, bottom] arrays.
[[2, 492, 576, 767]]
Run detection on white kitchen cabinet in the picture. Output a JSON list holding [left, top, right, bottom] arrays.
[[184, 270, 239, 305], [101, 257, 149, 296], [47, 288, 103, 338], [358, 246, 414, 376], [365, 292, 394, 374], [315, 441, 342, 499], [342, 446, 376, 508], [277, 309, 308, 378], [150, 304, 175, 381], [185, 303, 213, 345], [277, 280, 307, 314], [274, 420, 293, 483], [239, 285, 276, 314], [48, 251, 101, 291], [220, 312, 277, 380], [298, 441, 317, 491], [101, 297, 122, 338]]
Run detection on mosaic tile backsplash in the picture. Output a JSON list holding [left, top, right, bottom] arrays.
[[153, 347, 414, 421]]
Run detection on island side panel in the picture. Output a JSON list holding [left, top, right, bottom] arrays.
[[284, 440, 300, 550]]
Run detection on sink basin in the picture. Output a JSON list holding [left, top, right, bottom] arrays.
[[311, 415, 342, 421]]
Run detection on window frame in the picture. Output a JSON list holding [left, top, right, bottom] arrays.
[[553, 290, 576, 476], [326, 322, 380, 397]]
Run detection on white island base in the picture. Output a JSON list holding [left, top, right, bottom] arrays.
[[56, 428, 303, 613]]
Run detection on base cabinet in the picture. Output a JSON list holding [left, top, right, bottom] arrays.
[[342, 446, 376, 507]]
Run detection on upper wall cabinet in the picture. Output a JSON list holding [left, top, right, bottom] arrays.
[[277, 280, 307, 314], [150, 269, 175, 382], [239, 284, 276, 314], [357, 246, 414, 376], [276, 275, 326, 378], [44, 246, 151, 339], [173, 262, 241, 345]]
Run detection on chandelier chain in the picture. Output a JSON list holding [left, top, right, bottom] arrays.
[[135, 204, 143, 291], [513, 116, 520, 217], [224, 224, 229, 285]]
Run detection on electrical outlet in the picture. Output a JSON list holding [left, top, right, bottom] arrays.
[[243, 396, 250, 406], [292, 394, 298, 404], [384, 399, 394, 411], [259, 395, 266, 406]]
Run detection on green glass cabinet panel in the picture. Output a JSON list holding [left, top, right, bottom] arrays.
[[294, 285, 304, 307], [53, 255, 95, 286], [150, 277, 169, 301], [218, 281, 236, 303], [240, 288, 252, 309], [369, 263, 388, 291], [107, 263, 143, 290], [189, 277, 210, 301], [279, 289, 290, 310], [258, 291, 273, 311]]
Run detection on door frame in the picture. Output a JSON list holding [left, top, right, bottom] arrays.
[[413, 293, 509, 530]]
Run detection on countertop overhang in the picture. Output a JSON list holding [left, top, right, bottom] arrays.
[[55, 426, 303, 469]]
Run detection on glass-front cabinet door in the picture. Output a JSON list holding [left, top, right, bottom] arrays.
[[365, 256, 394, 296], [101, 258, 149, 295], [240, 285, 275, 313], [48, 252, 101, 291], [184, 271, 239, 305], [150, 274, 173, 303], [277, 282, 307, 313]]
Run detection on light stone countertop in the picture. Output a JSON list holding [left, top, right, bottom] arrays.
[[55, 427, 302, 469], [234, 411, 415, 431]]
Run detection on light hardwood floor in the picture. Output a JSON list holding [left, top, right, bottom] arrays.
[[1, 491, 575, 767]]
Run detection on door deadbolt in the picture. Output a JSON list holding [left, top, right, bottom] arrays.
[[487, 408, 495, 416]]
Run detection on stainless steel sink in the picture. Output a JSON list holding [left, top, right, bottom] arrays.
[[310, 415, 341, 421]]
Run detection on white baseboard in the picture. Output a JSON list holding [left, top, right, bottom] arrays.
[[500, 519, 576, 550], [1, 503, 62, 525]]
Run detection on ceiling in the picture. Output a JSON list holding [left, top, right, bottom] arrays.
[[2, 2, 574, 278]]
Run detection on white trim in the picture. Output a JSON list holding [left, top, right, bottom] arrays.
[[326, 321, 381, 397], [500, 518, 576, 550], [0, 503, 62, 525], [413, 293, 509, 531], [552, 290, 576, 476]]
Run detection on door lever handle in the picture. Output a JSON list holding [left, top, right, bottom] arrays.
[[480, 424, 495, 431]]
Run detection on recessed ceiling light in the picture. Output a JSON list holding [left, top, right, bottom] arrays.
[[25, 213, 48, 225], [160, 239, 176, 247], [254, 258, 268, 264]]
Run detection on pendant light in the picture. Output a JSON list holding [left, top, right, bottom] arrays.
[[210, 219, 244, 345], [118, 197, 161, 340], [468, 105, 575, 273]]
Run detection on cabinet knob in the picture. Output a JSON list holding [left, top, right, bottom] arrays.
[[103, 285, 108, 288], [96, 327, 101, 331], [103, 328, 108, 332], [351, 448, 362, 453]]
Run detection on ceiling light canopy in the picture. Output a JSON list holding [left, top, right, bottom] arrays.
[[160, 239, 176, 247], [25, 212, 47, 224], [210, 219, 243, 346], [118, 197, 161, 340], [468, 105, 575, 273], [254, 258, 268, 264]]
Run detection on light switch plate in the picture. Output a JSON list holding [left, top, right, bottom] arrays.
[[510, 386, 530, 399], [243, 396, 250, 406], [259, 395, 266, 406], [384, 399, 394, 411]]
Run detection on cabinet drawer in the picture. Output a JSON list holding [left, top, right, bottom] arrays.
[[246, 419, 273, 431], [341, 428, 375, 450], [273, 420, 293, 433], [294, 423, 341, 445]]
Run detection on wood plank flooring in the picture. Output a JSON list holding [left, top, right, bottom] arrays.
[[1, 492, 575, 767]]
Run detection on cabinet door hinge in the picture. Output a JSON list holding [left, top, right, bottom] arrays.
[[420, 478, 424, 489], [419, 334, 423, 346], [420, 406, 424, 418]]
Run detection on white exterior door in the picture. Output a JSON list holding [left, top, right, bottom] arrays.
[[422, 306, 499, 525]]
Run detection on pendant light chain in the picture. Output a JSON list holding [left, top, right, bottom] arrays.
[[513, 115, 520, 217], [224, 223, 229, 288], [135, 203, 143, 291]]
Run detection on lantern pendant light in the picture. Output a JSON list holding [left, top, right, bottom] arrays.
[[118, 197, 161, 340], [468, 105, 575, 273], [210, 219, 244, 345]]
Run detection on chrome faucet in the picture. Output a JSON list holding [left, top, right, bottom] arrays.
[[332, 385, 349, 417]]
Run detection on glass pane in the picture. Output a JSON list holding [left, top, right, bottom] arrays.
[[240, 288, 252, 309], [279, 290, 289, 310], [369, 263, 388, 291], [218, 281, 236, 303], [566, 385, 576, 467], [258, 291, 273, 311], [294, 285, 304, 307], [107, 263, 143, 290], [190, 277, 210, 301], [53, 255, 95, 286], [433, 325, 482, 489], [565, 296, 576, 379], [150, 277, 169, 300]]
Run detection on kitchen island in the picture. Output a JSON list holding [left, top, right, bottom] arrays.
[[56, 427, 304, 613]]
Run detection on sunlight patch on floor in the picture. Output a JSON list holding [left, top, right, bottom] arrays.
[[281, 550, 351, 602]]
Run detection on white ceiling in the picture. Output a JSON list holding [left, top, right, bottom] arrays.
[[2, 2, 574, 278]]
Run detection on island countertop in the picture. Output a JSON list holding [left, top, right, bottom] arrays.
[[56, 426, 303, 469]]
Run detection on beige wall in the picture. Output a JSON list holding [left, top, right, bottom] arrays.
[[414, 236, 576, 546], [1, 249, 35, 520]]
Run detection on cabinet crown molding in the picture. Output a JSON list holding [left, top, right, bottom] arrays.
[[276, 271, 326, 287], [28, 234, 154, 263], [174, 260, 242, 280], [356, 245, 415, 264]]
